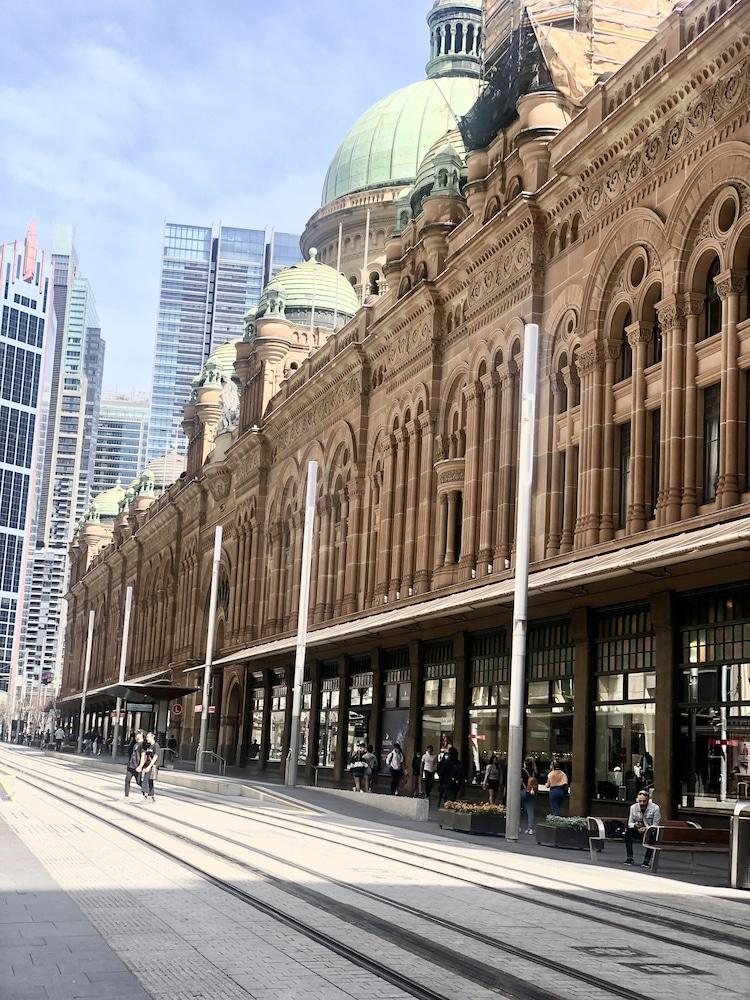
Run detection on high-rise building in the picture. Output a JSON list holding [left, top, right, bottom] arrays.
[[20, 225, 105, 690], [92, 394, 149, 495], [146, 223, 301, 462], [0, 224, 51, 694]]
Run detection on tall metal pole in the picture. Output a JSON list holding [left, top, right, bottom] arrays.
[[286, 461, 318, 787], [361, 209, 371, 306], [332, 222, 343, 330], [196, 525, 223, 772], [76, 610, 95, 755], [111, 586, 133, 760], [505, 323, 540, 843]]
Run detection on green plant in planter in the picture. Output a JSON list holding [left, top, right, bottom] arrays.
[[442, 801, 506, 817], [543, 815, 589, 832]]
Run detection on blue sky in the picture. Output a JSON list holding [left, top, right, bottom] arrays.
[[0, 1, 430, 393]]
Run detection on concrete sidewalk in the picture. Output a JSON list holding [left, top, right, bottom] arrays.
[[0, 814, 151, 1000]]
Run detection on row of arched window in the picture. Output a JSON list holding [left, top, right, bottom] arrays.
[[430, 21, 481, 59]]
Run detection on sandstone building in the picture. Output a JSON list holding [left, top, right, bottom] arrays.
[[61, 0, 750, 820]]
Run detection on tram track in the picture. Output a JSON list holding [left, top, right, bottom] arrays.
[[8, 751, 750, 947], [4, 753, 743, 998]]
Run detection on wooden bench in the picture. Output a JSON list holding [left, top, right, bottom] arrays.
[[587, 818, 699, 863], [642, 825, 730, 872]]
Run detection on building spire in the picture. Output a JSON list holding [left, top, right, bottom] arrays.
[[426, 0, 483, 80]]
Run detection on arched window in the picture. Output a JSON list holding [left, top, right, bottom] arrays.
[[455, 23, 463, 53], [548, 232, 556, 258], [570, 347, 581, 407], [704, 257, 722, 341], [445, 24, 452, 53], [369, 272, 381, 296], [687, 25, 695, 43], [435, 26, 442, 56], [466, 24, 475, 54], [615, 309, 633, 382], [558, 353, 569, 413], [570, 214, 581, 243], [559, 222, 569, 250]]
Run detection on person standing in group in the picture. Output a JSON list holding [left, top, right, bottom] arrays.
[[123, 730, 145, 800], [141, 732, 160, 804], [363, 744, 378, 792], [410, 750, 422, 797], [438, 746, 464, 806], [349, 744, 367, 792], [438, 735, 453, 765], [386, 742, 405, 795], [420, 745, 438, 799], [54, 726, 65, 752], [547, 759, 569, 816], [483, 753, 502, 805], [521, 757, 539, 834]]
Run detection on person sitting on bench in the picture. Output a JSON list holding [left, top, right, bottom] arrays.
[[625, 789, 661, 867]]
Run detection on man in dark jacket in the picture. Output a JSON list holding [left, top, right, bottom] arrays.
[[123, 730, 145, 800], [437, 746, 464, 807]]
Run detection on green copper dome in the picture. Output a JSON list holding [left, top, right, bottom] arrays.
[[91, 482, 126, 519], [258, 249, 360, 320], [321, 76, 480, 207], [192, 338, 241, 389]]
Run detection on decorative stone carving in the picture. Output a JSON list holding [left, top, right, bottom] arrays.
[[205, 468, 232, 502], [434, 458, 466, 495], [216, 379, 240, 436]]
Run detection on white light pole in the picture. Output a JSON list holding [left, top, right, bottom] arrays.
[[111, 586, 133, 760], [196, 525, 223, 773], [286, 461, 318, 787], [76, 610, 95, 755], [505, 323, 540, 843]]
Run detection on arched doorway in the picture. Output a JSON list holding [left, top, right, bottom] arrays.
[[221, 680, 241, 766]]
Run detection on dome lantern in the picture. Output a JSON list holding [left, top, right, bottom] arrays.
[[426, 0, 483, 81]]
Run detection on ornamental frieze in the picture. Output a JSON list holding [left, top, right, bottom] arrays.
[[584, 57, 750, 217], [270, 376, 361, 460], [387, 321, 432, 367], [467, 237, 533, 310]]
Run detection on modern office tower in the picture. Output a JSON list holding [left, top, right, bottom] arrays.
[[146, 223, 301, 462], [92, 394, 149, 495], [21, 225, 105, 689], [0, 224, 51, 693]]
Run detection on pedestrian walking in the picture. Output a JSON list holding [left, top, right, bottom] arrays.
[[547, 759, 569, 816], [350, 745, 367, 792], [141, 732, 160, 804], [420, 745, 438, 799], [363, 744, 378, 792], [386, 742, 405, 795], [124, 730, 145, 800], [483, 753, 502, 805], [437, 746, 464, 806], [521, 757, 538, 834], [54, 726, 65, 752], [411, 750, 422, 796]]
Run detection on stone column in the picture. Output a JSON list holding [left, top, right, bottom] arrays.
[[495, 365, 516, 565], [314, 499, 331, 623], [445, 491, 459, 565], [308, 509, 321, 622], [290, 513, 303, 621], [716, 270, 746, 508], [334, 493, 349, 616], [627, 322, 653, 533], [574, 343, 603, 546], [325, 501, 338, 619], [453, 633, 469, 772], [402, 421, 420, 595], [478, 371, 499, 572], [587, 354, 606, 546], [414, 413, 435, 594], [389, 429, 408, 600], [570, 608, 593, 817], [681, 295, 703, 519], [269, 523, 283, 632], [435, 493, 449, 570], [364, 478, 378, 607], [652, 592, 677, 819], [460, 383, 482, 579], [560, 366, 579, 554], [599, 346, 618, 541], [546, 373, 565, 557], [343, 480, 363, 615], [374, 439, 395, 602], [656, 298, 686, 524], [230, 529, 244, 639]]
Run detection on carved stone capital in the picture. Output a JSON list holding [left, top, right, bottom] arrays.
[[655, 296, 686, 332], [463, 382, 479, 404], [405, 419, 418, 439], [714, 268, 747, 300], [626, 321, 653, 347], [549, 371, 566, 397], [576, 343, 606, 375], [418, 411, 433, 433], [393, 427, 406, 445], [479, 370, 499, 394], [681, 293, 705, 317]]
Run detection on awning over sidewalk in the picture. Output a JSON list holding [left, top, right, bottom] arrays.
[[96, 681, 199, 703], [187, 514, 750, 673], [60, 669, 171, 705]]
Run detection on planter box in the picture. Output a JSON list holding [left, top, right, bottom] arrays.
[[536, 823, 589, 851], [438, 809, 506, 836]]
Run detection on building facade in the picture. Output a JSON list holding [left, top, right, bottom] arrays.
[[0, 225, 50, 695], [20, 225, 105, 691], [63, 0, 750, 822], [146, 224, 302, 463], [91, 394, 149, 496]]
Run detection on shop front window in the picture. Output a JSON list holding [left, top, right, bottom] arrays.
[[421, 644, 456, 763], [679, 591, 750, 809], [380, 659, 411, 774], [299, 687, 311, 762], [318, 686, 339, 768], [268, 688, 287, 762], [248, 691, 264, 760], [347, 676, 373, 754], [524, 622, 575, 782], [468, 684, 508, 782]]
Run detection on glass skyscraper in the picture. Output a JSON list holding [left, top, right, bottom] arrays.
[[0, 225, 50, 695], [92, 394, 149, 495], [146, 223, 301, 462]]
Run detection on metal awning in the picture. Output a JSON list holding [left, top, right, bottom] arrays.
[[96, 681, 199, 703], [186, 514, 750, 673], [60, 669, 171, 705]]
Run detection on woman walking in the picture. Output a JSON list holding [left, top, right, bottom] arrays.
[[350, 745, 367, 792], [521, 757, 538, 834], [420, 745, 438, 799], [141, 733, 160, 805], [483, 753, 502, 805], [386, 742, 405, 795], [547, 759, 569, 816]]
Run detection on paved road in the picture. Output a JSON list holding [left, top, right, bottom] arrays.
[[1, 747, 748, 1000]]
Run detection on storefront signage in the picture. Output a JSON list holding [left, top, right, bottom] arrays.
[[171, 703, 183, 717]]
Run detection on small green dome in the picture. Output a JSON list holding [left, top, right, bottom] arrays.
[[91, 483, 126, 519], [192, 339, 241, 389], [258, 249, 359, 321], [322, 76, 479, 206]]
